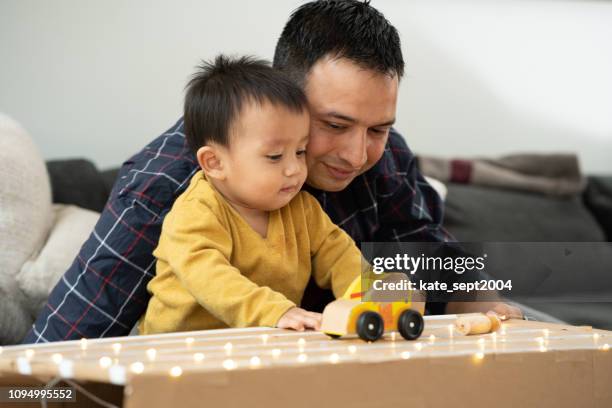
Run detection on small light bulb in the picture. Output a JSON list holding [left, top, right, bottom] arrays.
[[477, 338, 485, 345], [25, 349, 35, 359], [543, 329, 550, 338], [146, 348, 157, 361], [348, 345, 357, 354], [602, 344, 610, 351], [429, 334, 436, 343], [539, 345, 547, 353], [185, 337, 194, 346], [261, 334, 269, 344], [474, 352, 484, 361], [130, 362, 144, 374], [0, 346, 3, 355], [297, 354, 307, 363], [535, 337, 544, 345], [329, 353, 339, 364], [390, 332, 397, 341], [99, 356, 112, 368], [223, 359, 237, 370], [298, 338, 306, 346], [593, 333, 601, 341], [224, 342, 233, 354], [112, 343, 122, 354], [250, 356, 261, 368], [271, 348, 281, 359], [401, 351, 411, 359], [193, 353, 205, 363], [51, 353, 63, 364], [414, 343, 423, 351], [80, 338, 88, 350], [169, 366, 182, 377]]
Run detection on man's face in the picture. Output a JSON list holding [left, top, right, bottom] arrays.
[[304, 56, 399, 192]]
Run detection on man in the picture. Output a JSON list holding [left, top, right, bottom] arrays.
[[23, 0, 520, 344]]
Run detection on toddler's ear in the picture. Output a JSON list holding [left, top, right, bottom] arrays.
[[196, 146, 226, 180]]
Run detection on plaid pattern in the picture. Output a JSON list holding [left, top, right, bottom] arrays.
[[23, 119, 451, 344]]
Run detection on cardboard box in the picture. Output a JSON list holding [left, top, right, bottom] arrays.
[[1, 316, 610, 407]]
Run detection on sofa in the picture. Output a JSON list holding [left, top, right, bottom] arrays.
[[43, 158, 612, 332]]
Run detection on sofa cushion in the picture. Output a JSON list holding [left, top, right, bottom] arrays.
[[443, 183, 606, 242], [0, 113, 53, 344], [16, 204, 100, 317]]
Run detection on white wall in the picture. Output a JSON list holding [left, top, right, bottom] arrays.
[[1, 0, 611, 173]]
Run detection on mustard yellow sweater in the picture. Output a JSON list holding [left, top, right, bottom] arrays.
[[140, 171, 363, 334]]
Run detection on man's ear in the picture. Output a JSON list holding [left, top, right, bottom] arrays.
[[196, 145, 226, 180]]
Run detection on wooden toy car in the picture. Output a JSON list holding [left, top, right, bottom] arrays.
[[321, 275, 425, 341]]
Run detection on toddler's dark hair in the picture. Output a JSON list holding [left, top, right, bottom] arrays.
[[184, 55, 307, 152]]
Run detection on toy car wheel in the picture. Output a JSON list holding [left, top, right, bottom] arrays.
[[398, 309, 424, 340], [356, 311, 384, 342]]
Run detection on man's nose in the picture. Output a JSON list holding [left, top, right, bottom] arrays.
[[338, 130, 368, 169]]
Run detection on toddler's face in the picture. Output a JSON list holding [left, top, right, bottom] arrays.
[[219, 102, 309, 211]]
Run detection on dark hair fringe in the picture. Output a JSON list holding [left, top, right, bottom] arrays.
[[184, 54, 307, 153]]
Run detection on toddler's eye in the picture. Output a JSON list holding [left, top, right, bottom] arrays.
[[266, 154, 282, 161], [296, 149, 306, 156]]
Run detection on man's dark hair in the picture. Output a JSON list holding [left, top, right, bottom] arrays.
[[273, 0, 404, 86], [184, 55, 307, 152]]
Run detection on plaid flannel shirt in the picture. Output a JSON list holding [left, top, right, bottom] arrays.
[[23, 118, 451, 344]]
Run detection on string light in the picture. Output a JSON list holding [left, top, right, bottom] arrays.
[[169, 366, 182, 377], [224, 342, 233, 355], [539, 345, 547, 353], [297, 354, 308, 363], [0, 346, 3, 355], [401, 351, 411, 360], [298, 338, 306, 346], [112, 343, 122, 355], [348, 345, 357, 354], [130, 362, 144, 374], [223, 359, 237, 370], [602, 344, 610, 351], [261, 334, 269, 345], [249, 356, 261, 368], [80, 338, 88, 350], [193, 353, 205, 363], [146, 348, 157, 362], [429, 334, 436, 343], [448, 324, 454, 338], [25, 349, 35, 360], [51, 353, 63, 364], [390, 332, 396, 341], [543, 329, 550, 338], [185, 337, 194, 347], [329, 353, 339, 364], [414, 343, 423, 351], [99, 356, 112, 368], [473, 352, 484, 361], [500, 325, 507, 336], [477, 338, 485, 345], [271, 348, 281, 359], [593, 333, 600, 341]]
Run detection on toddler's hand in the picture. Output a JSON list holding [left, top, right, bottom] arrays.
[[277, 307, 322, 331]]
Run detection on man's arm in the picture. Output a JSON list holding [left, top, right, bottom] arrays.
[[22, 119, 198, 343]]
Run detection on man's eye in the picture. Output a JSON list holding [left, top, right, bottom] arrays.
[[370, 128, 387, 134], [266, 154, 282, 161], [327, 122, 345, 130], [296, 149, 306, 156]]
